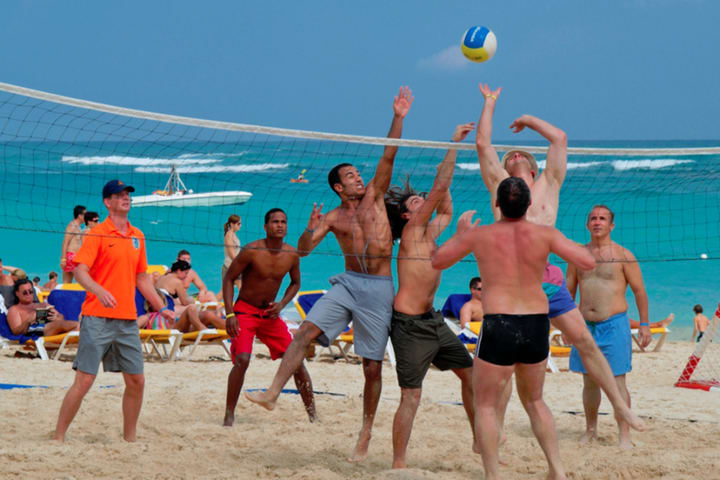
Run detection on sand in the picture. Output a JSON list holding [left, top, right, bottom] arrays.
[[1, 340, 718, 480]]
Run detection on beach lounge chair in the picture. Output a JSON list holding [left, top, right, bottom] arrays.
[[47, 288, 86, 320], [441, 293, 478, 351], [0, 312, 79, 361], [293, 290, 354, 362], [631, 326, 670, 352], [134, 289, 183, 361]]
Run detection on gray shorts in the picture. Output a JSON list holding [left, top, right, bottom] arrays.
[[73, 316, 144, 375], [307, 271, 394, 361]]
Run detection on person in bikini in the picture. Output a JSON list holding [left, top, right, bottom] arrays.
[[474, 83, 645, 432], [222, 208, 316, 426], [432, 177, 596, 480], [245, 86, 414, 462], [384, 122, 477, 469], [153, 260, 225, 332]]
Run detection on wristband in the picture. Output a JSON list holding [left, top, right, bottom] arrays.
[[305, 227, 316, 234], [639, 322, 649, 327], [226, 312, 236, 319], [484, 94, 497, 100]]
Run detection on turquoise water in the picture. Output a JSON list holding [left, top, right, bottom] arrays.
[[1, 138, 719, 340]]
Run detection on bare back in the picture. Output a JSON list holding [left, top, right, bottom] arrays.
[[65, 221, 83, 253], [236, 239, 300, 308]]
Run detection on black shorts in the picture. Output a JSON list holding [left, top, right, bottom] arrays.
[[476, 313, 550, 366], [391, 309, 473, 389]]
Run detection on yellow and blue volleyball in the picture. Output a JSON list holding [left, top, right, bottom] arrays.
[[461, 26, 497, 63]]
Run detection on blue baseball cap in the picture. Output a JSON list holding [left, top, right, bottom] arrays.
[[102, 180, 135, 198]]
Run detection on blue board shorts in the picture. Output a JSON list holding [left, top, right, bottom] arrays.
[[569, 311, 632, 376], [543, 263, 577, 319], [306, 271, 394, 362]]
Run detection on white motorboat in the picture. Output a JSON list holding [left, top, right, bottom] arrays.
[[132, 166, 253, 207]]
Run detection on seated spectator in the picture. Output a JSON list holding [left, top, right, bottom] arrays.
[[0, 268, 39, 308], [6, 278, 78, 337], [459, 276, 483, 329], [153, 260, 225, 332], [84, 211, 100, 229], [176, 249, 216, 302], [42, 271, 59, 291], [0, 258, 18, 286]]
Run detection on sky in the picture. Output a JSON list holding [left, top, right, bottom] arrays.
[[1, 0, 719, 142]]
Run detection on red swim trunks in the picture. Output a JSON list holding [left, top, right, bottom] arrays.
[[63, 251, 78, 273], [229, 299, 292, 362]]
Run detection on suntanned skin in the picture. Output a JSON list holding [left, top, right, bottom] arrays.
[[390, 123, 479, 469], [566, 206, 651, 448], [245, 87, 414, 463], [459, 281, 484, 329], [177, 253, 216, 303], [54, 190, 172, 443], [7, 284, 78, 336], [222, 211, 316, 427], [475, 83, 645, 433], [432, 200, 597, 480], [61, 210, 85, 283], [0, 260, 19, 286], [155, 270, 225, 331]]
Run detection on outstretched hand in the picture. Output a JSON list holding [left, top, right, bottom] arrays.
[[509, 115, 532, 134], [478, 83, 502, 101], [393, 86, 414, 118], [307, 202, 324, 231], [457, 210, 481, 236], [452, 122, 476, 142]]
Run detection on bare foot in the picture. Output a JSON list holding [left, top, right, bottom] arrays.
[[618, 436, 633, 450], [579, 429, 597, 444], [347, 430, 371, 463], [223, 410, 234, 427], [52, 433, 65, 442], [244, 390, 277, 411], [391, 460, 406, 469], [661, 313, 674, 328], [616, 407, 645, 432]]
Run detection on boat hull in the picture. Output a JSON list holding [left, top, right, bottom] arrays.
[[132, 191, 253, 207]]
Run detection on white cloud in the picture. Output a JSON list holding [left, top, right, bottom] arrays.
[[417, 45, 468, 71]]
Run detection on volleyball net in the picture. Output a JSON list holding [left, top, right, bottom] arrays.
[[1, 80, 720, 266]]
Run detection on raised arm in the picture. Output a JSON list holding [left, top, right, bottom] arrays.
[[297, 203, 332, 257], [565, 262, 579, 301], [369, 87, 414, 198], [623, 248, 651, 348], [476, 83, 507, 195], [549, 229, 595, 271], [431, 210, 481, 270], [510, 114, 567, 187]]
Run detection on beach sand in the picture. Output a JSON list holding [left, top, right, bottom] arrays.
[[1, 341, 718, 479]]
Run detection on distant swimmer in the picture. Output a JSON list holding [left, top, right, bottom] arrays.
[[432, 177, 597, 480], [245, 87, 414, 463], [222, 208, 315, 427], [384, 122, 477, 469], [566, 205, 651, 448], [474, 82, 644, 433]]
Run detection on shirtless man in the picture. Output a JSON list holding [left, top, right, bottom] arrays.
[[460, 277, 484, 329], [155, 260, 225, 332], [474, 83, 644, 431], [60, 205, 86, 284], [7, 278, 78, 337], [176, 250, 216, 302], [384, 122, 476, 469], [566, 205, 651, 448], [245, 86, 414, 462], [42, 271, 59, 291], [432, 177, 596, 480], [222, 208, 316, 426]]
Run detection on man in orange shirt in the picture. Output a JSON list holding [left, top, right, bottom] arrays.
[[53, 180, 173, 442]]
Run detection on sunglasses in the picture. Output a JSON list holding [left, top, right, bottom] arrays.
[[472, 286, 482, 291], [19, 289, 34, 295]]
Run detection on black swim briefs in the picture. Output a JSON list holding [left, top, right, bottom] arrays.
[[476, 313, 550, 366]]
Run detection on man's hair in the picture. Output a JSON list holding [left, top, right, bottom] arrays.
[[13, 277, 32, 293], [177, 249, 190, 258], [694, 304, 703, 314], [49, 271, 58, 279], [32, 276, 40, 283], [497, 177, 531, 219], [588, 204, 615, 223], [73, 205, 86, 219], [384, 176, 426, 242], [328, 163, 353, 196], [170, 260, 191, 272], [469, 277, 482, 289], [264, 208, 286, 224], [84, 211, 99, 225]]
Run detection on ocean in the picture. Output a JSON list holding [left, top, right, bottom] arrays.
[[1, 138, 719, 340]]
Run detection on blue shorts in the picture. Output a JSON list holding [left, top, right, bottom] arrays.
[[547, 281, 577, 319], [306, 271, 394, 362], [569, 311, 632, 376]]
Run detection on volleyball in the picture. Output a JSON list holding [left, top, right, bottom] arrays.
[[461, 26, 497, 63]]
